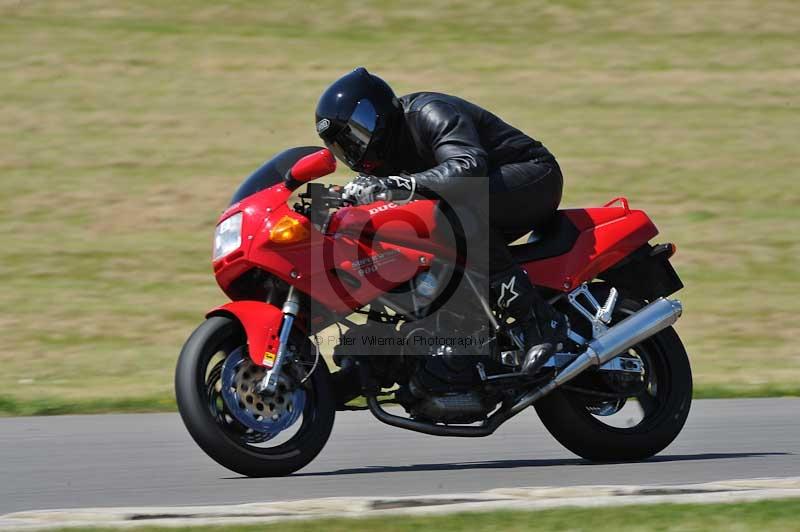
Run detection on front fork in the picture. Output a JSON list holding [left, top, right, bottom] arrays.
[[257, 286, 301, 395]]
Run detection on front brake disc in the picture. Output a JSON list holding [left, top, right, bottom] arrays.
[[220, 347, 305, 437]]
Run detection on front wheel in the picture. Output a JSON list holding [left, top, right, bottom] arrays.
[[175, 316, 335, 476], [535, 295, 692, 462]]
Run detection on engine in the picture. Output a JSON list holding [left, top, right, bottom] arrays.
[[333, 312, 501, 424], [332, 268, 509, 424], [393, 314, 498, 423]]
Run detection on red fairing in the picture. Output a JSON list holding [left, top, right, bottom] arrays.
[[206, 301, 283, 367], [333, 198, 658, 293], [212, 186, 433, 315], [522, 204, 659, 291], [329, 200, 457, 259]]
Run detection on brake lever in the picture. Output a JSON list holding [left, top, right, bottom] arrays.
[[329, 186, 353, 207]]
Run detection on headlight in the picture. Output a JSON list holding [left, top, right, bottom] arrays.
[[213, 212, 243, 260]]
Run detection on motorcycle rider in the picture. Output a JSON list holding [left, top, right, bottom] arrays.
[[315, 67, 568, 374]]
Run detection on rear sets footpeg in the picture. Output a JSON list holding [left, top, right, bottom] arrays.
[[567, 283, 619, 339], [483, 284, 635, 381]]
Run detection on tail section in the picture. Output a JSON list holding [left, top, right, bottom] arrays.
[[519, 197, 659, 291]]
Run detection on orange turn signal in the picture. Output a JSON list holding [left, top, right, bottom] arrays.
[[269, 215, 310, 244]]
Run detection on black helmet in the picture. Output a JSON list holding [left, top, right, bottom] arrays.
[[315, 67, 400, 173]]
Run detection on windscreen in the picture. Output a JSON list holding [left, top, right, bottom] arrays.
[[229, 146, 325, 206]]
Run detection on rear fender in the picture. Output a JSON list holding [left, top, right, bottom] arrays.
[[599, 243, 684, 300], [206, 301, 283, 366]]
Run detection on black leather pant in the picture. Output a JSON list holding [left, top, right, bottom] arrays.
[[486, 158, 563, 274], [434, 158, 562, 276], [484, 158, 563, 321], [431, 157, 562, 315], [433, 158, 563, 320]]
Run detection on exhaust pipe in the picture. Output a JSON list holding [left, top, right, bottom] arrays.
[[508, 297, 683, 415], [366, 297, 683, 437]]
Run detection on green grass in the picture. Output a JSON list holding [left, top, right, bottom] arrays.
[[1, 382, 797, 416], [1, 0, 798, 412], [0, 393, 175, 416], [51, 499, 800, 531]]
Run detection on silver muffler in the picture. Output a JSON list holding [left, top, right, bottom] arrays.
[[509, 297, 683, 415]]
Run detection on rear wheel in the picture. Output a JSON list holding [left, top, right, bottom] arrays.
[[175, 316, 335, 476], [535, 292, 692, 461]]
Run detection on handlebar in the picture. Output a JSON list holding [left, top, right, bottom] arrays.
[[297, 183, 348, 229], [299, 183, 347, 206], [298, 182, 392, 225], [304, 184, 388, 206], [296, 182, 402, 236]]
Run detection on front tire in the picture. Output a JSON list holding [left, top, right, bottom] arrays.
[[535, 295, 692, 462], [175, 316, 335, 476]]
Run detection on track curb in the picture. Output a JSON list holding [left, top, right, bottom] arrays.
[[2, 477, 799, 530]]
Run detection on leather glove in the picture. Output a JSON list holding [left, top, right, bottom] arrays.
[[342, 174, 416, 205], [383, 175, 416, 203], [342, 174, 387, 205]]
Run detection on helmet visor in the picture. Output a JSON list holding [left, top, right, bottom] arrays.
[[325, 99, 378, 169]]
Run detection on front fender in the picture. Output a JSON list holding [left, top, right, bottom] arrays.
[[206, 301, 283, 367]]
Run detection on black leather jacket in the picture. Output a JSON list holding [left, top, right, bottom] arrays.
[[381, 92, 553, 193]]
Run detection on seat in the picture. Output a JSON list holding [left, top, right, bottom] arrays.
[[508, 211, 580, 263]]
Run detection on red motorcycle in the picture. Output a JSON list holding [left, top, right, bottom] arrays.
[[175, 146, 691, 477]]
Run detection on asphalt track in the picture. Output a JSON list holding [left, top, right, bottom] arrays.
[[1, 398, 798, 514]]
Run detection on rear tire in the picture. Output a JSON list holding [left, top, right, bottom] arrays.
[[535, 296, 692, 462], [175, 316, 335, 476]]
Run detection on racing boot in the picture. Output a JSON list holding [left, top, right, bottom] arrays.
[[491, 267, 569, 376]]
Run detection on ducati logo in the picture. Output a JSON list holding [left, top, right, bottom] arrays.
[[316, 118, 331, 133], [368, 202, 399, 215], [497, 276, 520, 309]]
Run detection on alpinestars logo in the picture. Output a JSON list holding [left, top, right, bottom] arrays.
[[387, 175, 413, 190], [316, 118, 331, 134], [497, 276, 520, 309]]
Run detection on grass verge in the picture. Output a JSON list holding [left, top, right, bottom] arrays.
[[2, 384, 797, 417], [0, 394, 175, 417], [49, 499, 800, 532]]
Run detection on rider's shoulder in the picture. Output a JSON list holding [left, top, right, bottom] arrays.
[[399, 92, 465, 115]]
